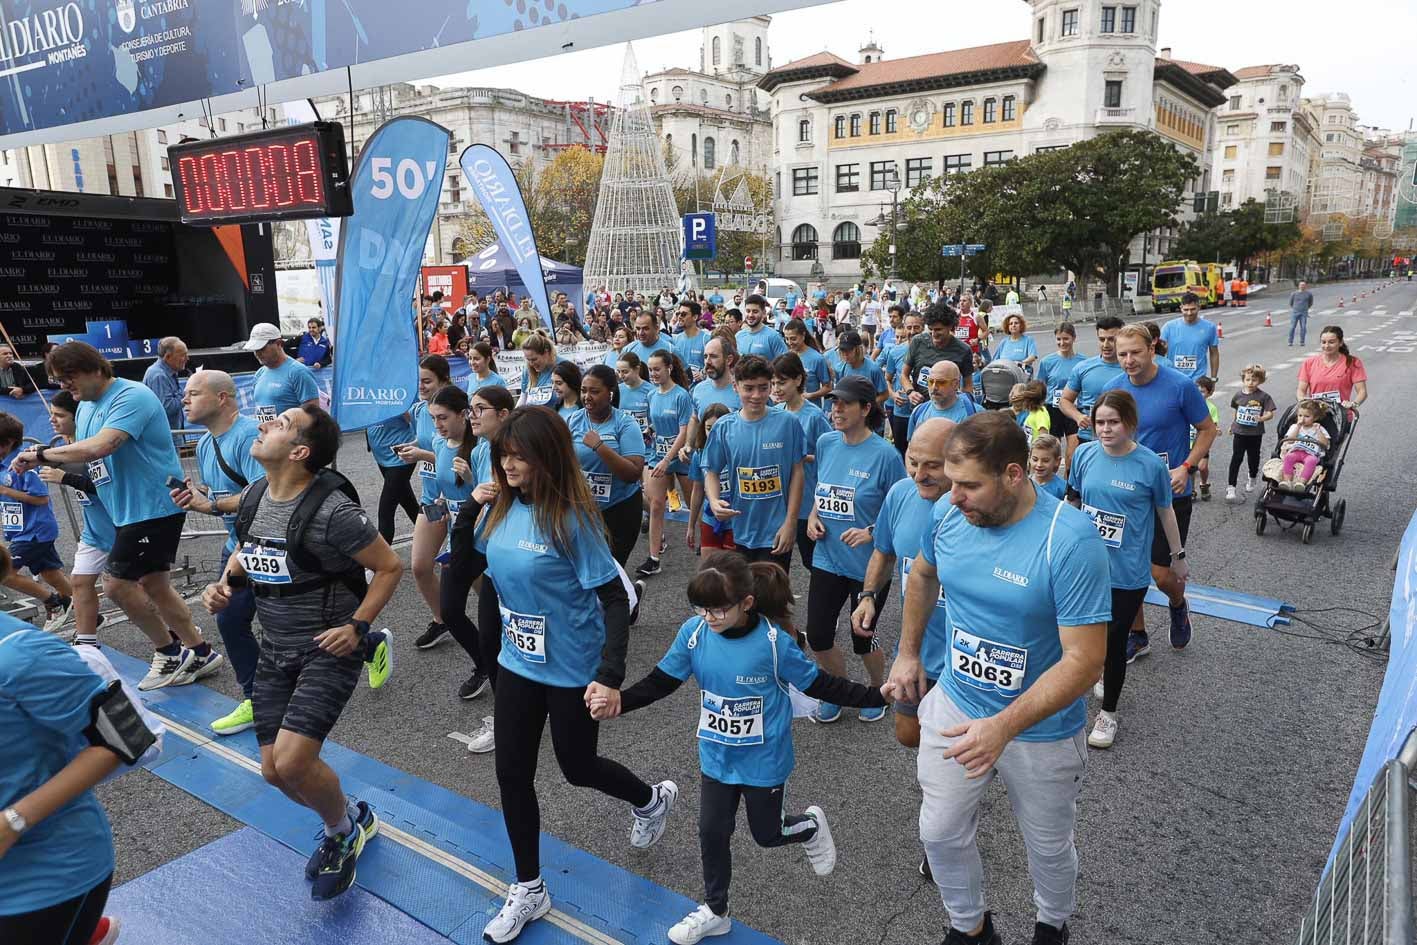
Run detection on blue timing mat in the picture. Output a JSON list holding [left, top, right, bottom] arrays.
[[1145, 583, 1294, 628]]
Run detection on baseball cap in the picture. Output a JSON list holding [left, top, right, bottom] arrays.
[[837, 329, 864, 351], [243, 323, 284, 351], [831, 375, 877, 404]]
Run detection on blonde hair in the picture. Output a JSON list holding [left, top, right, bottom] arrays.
[[1009, 380, 1047, 411], [1115, 323, 1153, 348], [1241, 363, 1267, 384], [1030, 433, 1063, 460], [1297, 399, 1329, 422]]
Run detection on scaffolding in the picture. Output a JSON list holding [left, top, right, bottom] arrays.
[[582, 43, 683, 296]]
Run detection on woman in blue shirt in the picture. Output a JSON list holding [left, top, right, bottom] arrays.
[[517, 334, 557, 408], [466, 342, 506, 397], [1067, 389, 1187, 750], [602, 325, 632, 368], [1036, 321, 1086, 452], [463, 408, 675, 944], [567, 364, 648, 566], [804, 375, 907, 724], [297, 317, 333, 367], [770, 353, 832, 571], [596, 552, 886, 945], [551, 360, 582, 419], [992, 313, 1040, 376], [615, 352, 653, 449], [393, 355, 453, 647], [638, 350, 694, 578]]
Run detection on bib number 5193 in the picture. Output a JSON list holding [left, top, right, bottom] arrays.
[[370, 158, 437, 200]]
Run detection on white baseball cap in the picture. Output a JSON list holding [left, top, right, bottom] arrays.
[[243, 323, 283, 351]]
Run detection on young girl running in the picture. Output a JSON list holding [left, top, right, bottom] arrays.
[[517, 334, 557, 408], [551, 360, 582, 419], [594, 552, 887, 945], [394, 355, 452, 648], [771, 354, 832, 571], [638, 350, 694, 577], [568, 365, 647, 565], [1227, 364, 1277, 501], [466, 342, 506, 396], [685, 403, 733, 557]]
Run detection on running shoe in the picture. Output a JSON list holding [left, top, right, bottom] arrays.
[[43, 595, 73, 633], [138, 648, 195, 691], [635, 555, 662, 577], [629, 780, 678, 848], [919, 856, 933, 882], [943, 912, 1001, 945], [811, 702, 842, 724], [1199, 482, 1211, 501], [305, 801, 378, 888], [210, 699, 255, 736], [1225, 486, 1238, 502], [86, 916, 120, 945], [460, 670, 489, 701], [1168, 600, 1192, 649], [1245, 477, 1257, 494], [467, 716, 496, 754], [1032, 921, 1070, 945], [668, 904, 731, 945], [309, 831, 362, 900], [801, 806, 836, 875], [631, 580, 646, 625], [858, 705, 888, 724], [483, 881, 551, 943], [1124, 631, 1150, 665], [414, 621, 449, 649], [1087, 711, 1118, 749], [366, 629, 394, 690], [172, 648, 224, 687]]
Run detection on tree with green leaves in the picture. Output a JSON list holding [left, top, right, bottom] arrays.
[[1174, 198, 1301, 270]]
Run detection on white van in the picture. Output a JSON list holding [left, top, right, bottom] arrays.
[[759, 277, 804, 311]]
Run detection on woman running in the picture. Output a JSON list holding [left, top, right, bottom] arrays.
[[551, 360, 583, 419], [567, 365, 647, 566], [1036, 322, 1084, 466], [685, 403, 734, 558], [638, 350, 694, 577], [429, 384, 479, 685], [615, 352, 653, 448], [517, 335, 557, 408], [782, 318, 833, 405], [395, 355, 453, 648], [771, 354, 832, 571], [993, 312, 1040, 376], [1297, 325, 1368, 414], [466, 342, 506, 397]]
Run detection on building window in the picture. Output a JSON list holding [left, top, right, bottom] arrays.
[[1221, 169, 1235, 183], [1265, 166, 1282, 181], [791, 224, 818, 260], [712, 37, 721, 65], [730, 140, 740, 164], [942, 103, 955, 127], [1278, 83, 1289, 100], [1325, 132, 1336, 142], [834, 115, 846, 138], [885, 109, 897, 133], [1120, 6, 1136, 32], [1035, 144, 1068, 153], [1104, 80, 1123, 109], [1228, 95, 1242, 110], [508, 131, 521, 155], [869, 112, 881, 135], [835, 163, 860, 192], [869, 161, 898, 190], [849, 114, 861, 136], [672, 85, 683, 102], [691, 133, 698, 163], [944, 153, 971, 174], [1061, 9, 1079, 35], [1100, 6, 1116, 32], [799, 119, 811, 143], [960, 101, 974, 125], [164, 183, 173, 198], [704, 137, 716, 169], [905, 157, 932, 187], [1267, 142, 1285, 157], [700, 88, 709, 103], [1223, 144, 1237, 159], [1220, 192, 1233, 208], [792, 167, 819, 196], [755, 36, 763, 66], [1036, 16, 1045, 42], [726, 94, 733, 108], [1270, 121, 1287, 133], [218, 118, 227, 132], [832, 222, 861, 260], [160, 156, 170, 171], [1225, 123, 1239, 135], [1002, 96, 1016, 121], [650, 87, 659, 103], [157, 129, 168, 144], [983, 150, 1014, 167], [983, 99, 997, 123]]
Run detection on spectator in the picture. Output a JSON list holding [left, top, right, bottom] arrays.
[[141, 336, 188, 429], [297, 318, 333, 367], [428, 319, 452, 355], [0, 345, 37, 399]]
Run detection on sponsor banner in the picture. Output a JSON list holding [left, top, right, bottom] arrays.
[[330, 116, 448, 431], [459, 145, 552, 323], [494, 342, 609, 392]]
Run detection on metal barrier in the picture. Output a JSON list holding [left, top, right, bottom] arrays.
[[1296, 727, 1416, 945]]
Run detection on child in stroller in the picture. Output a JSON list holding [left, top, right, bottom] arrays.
[[1276, 399, 1331, 493]]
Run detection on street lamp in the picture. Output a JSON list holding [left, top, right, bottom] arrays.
[[885, 168, 902, 282]]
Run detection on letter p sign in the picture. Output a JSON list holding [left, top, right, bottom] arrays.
[[683, 212, 717, 261]]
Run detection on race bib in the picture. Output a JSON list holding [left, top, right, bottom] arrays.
[[698, 691, 765, 746], [1082, 503, 1126, 549], [1296, 437, 1324, 457], [255, 405, 277, 423], [814, 483, 856, 521], [954, 326, 971, 341], [900, 555, 946, 606], [87, 458, 112, 487], [526, 385, 554, 407], [416, 460, 436, 480], [238, 543, 292, 584], [653, 434, 675, 459], [1, 501, 23, 533], [501, 606, 547, 663], [1048, 387, 1063, 406], [1174, 355, 1198, 372], [737, 464, 782, 500], [916, 366, 932, 388], [950, 627, 1026, 696], [1236, 405, 1261, 425], [585, 472, 613, 501], [1314, 389, 1342, 406], [73, 488, 92, 507], [632, 410, 651, 435]]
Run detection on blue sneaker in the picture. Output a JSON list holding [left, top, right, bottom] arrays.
[[812, 702, 842, 724], [1169, 600, 1192, 649], [858, 705, 888, 724], [1125, 631, 1150, 665]]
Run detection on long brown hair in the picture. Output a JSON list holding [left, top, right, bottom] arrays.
[[482, 406, 607, 553], [688, 550, 793, 625], [430, 385, 475, 481]]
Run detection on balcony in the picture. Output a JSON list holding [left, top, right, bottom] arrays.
[[1096, 107, 1137, 124]]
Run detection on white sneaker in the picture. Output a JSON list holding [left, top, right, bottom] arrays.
[[138, 648, 196, 691], [43, 597, 73, 633], [173, 649, 225, 686], [801, 805, 836, 876], [467, 716, 496, 754], [668, 904, 731, 945], [483, 881, 551, 943], [1088, 710, 1118, 749], [1092, 678, 1104, 700], [1225, 486, 1238, 502], [1245, 477, 1257, 494], [629, 780, 678, 848]]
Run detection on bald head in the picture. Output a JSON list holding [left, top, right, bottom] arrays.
[[928, 359, 962, 406], [182, 369, 240, 428], [906, 418, 954, 501]]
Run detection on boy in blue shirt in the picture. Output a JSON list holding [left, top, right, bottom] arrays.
[[0, 413, 72, 629]]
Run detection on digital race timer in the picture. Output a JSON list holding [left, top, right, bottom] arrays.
[[168, 122, 353, 225]]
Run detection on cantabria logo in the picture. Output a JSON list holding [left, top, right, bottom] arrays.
[[0, 2, 87, 70], [115, 0, 136, 33]]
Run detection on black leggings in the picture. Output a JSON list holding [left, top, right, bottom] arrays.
[[441, 503, 487, 676], [888, 412, 910, 461], [805, 568, 891, 655], [494, 669, 653, 881], [0, 872, 112, 945], [376, 464, 419, 544], [794, 518, 815, 571], [1228, 434, 1263, 486], [699, 775, 816, 916], [600, 491, 643, 566], [1102, 586, 1150, 713]]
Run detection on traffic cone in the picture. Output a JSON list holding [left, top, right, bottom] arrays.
[[1338, 296, 1345, 307], [1217, 322, 1224, 339], [1264, 312, 1272, 327]]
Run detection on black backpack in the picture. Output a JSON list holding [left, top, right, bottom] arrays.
[[234, 468, 368, 600]]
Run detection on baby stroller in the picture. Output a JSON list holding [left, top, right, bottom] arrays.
[[978, 359, 1028, 410], [1253, 401, 1358, 544]]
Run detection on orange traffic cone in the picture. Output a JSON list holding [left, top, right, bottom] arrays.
[[1217, 322, 1224, 339], [1338, 296, 1345, 307], [1264, 312, 1272, 327]]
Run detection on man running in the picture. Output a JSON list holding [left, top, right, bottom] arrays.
[[903, 305, 974, 401], [907, 361, 979, 439], [202, 404, 402, 900], [672, 301, 708, 380], [245, 323, 321, 424], [15, 341, 222, 690], [624, 310, 676, 364], [1159, 293, 1220, 382], [889, 411, 1110, 945], [686, 336, 741, 453], [735, 294, 788, 361], [1058, 315, 1126, 448]]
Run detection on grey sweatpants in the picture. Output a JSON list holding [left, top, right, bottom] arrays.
[[917, 686, 1086, 932]]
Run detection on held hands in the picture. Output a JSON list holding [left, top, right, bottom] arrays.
[[314, 624, 362, 657], [1168, 466, 1189, 495], [850, 597, 877, 637], [202, 582, 233, 614], [940, 714, 1015, 779], [885, 653, 927, 705], [585, 682, 622, 720]]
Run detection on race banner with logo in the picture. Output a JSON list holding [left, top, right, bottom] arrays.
[[459, 144, 552, 323], [331, 116, 449, 431]]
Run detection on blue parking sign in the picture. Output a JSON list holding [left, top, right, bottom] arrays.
[[683, 213, 717, 261]]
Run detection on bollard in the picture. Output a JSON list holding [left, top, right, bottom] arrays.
[[1217, 321, 1224, 339], [1264, 312, 1272, 328]]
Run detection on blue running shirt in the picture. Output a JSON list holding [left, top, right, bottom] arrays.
[[567, 407, 646, 508], [648, 385, 694, 474], [810, 431, 907, 581], [1064, 357, 1125, 441], [1159, 317, 1219, 379], [775, 402, 832, 522], [74, 378, 183, 527], [251, 357, 320, 423], [1068, 441, 1173, 590], [196, 416, 265, 554], [1036, 352, 1086, 406], [702, 410, 806, 550], [690, 378, 741, 418], [875, 479, 948, 680], [1100, 364, 1211, 498]]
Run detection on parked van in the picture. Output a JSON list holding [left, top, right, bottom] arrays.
[[1152, 260, 1208, 312]]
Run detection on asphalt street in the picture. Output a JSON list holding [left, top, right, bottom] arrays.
[[85, 276, 1416, 945]]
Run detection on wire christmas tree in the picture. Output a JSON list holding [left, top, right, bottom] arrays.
[[582, 43, 683, 296]]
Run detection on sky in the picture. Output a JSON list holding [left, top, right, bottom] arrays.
[[428, 0, 1414, 132]]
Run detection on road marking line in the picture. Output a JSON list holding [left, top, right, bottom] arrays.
[[1318, 309, 1338, 315]]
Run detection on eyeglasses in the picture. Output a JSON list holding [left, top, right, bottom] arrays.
[[469, 404, 498, 417], [927, 378, 956, 388], [692, 603, 741, 621]]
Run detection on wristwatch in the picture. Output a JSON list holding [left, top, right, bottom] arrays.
[[4, 807, 27, 835], [1171, 549, 1187, 561], [859, 590, 879, 603], [351, 619, 371, 638], [33, 446, 45, 464]]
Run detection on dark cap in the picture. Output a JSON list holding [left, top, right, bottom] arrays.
[[832, 374, 877, 404], [837, 329, 864, 350]]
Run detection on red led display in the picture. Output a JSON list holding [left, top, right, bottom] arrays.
[[168, 122, 352, 226]]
